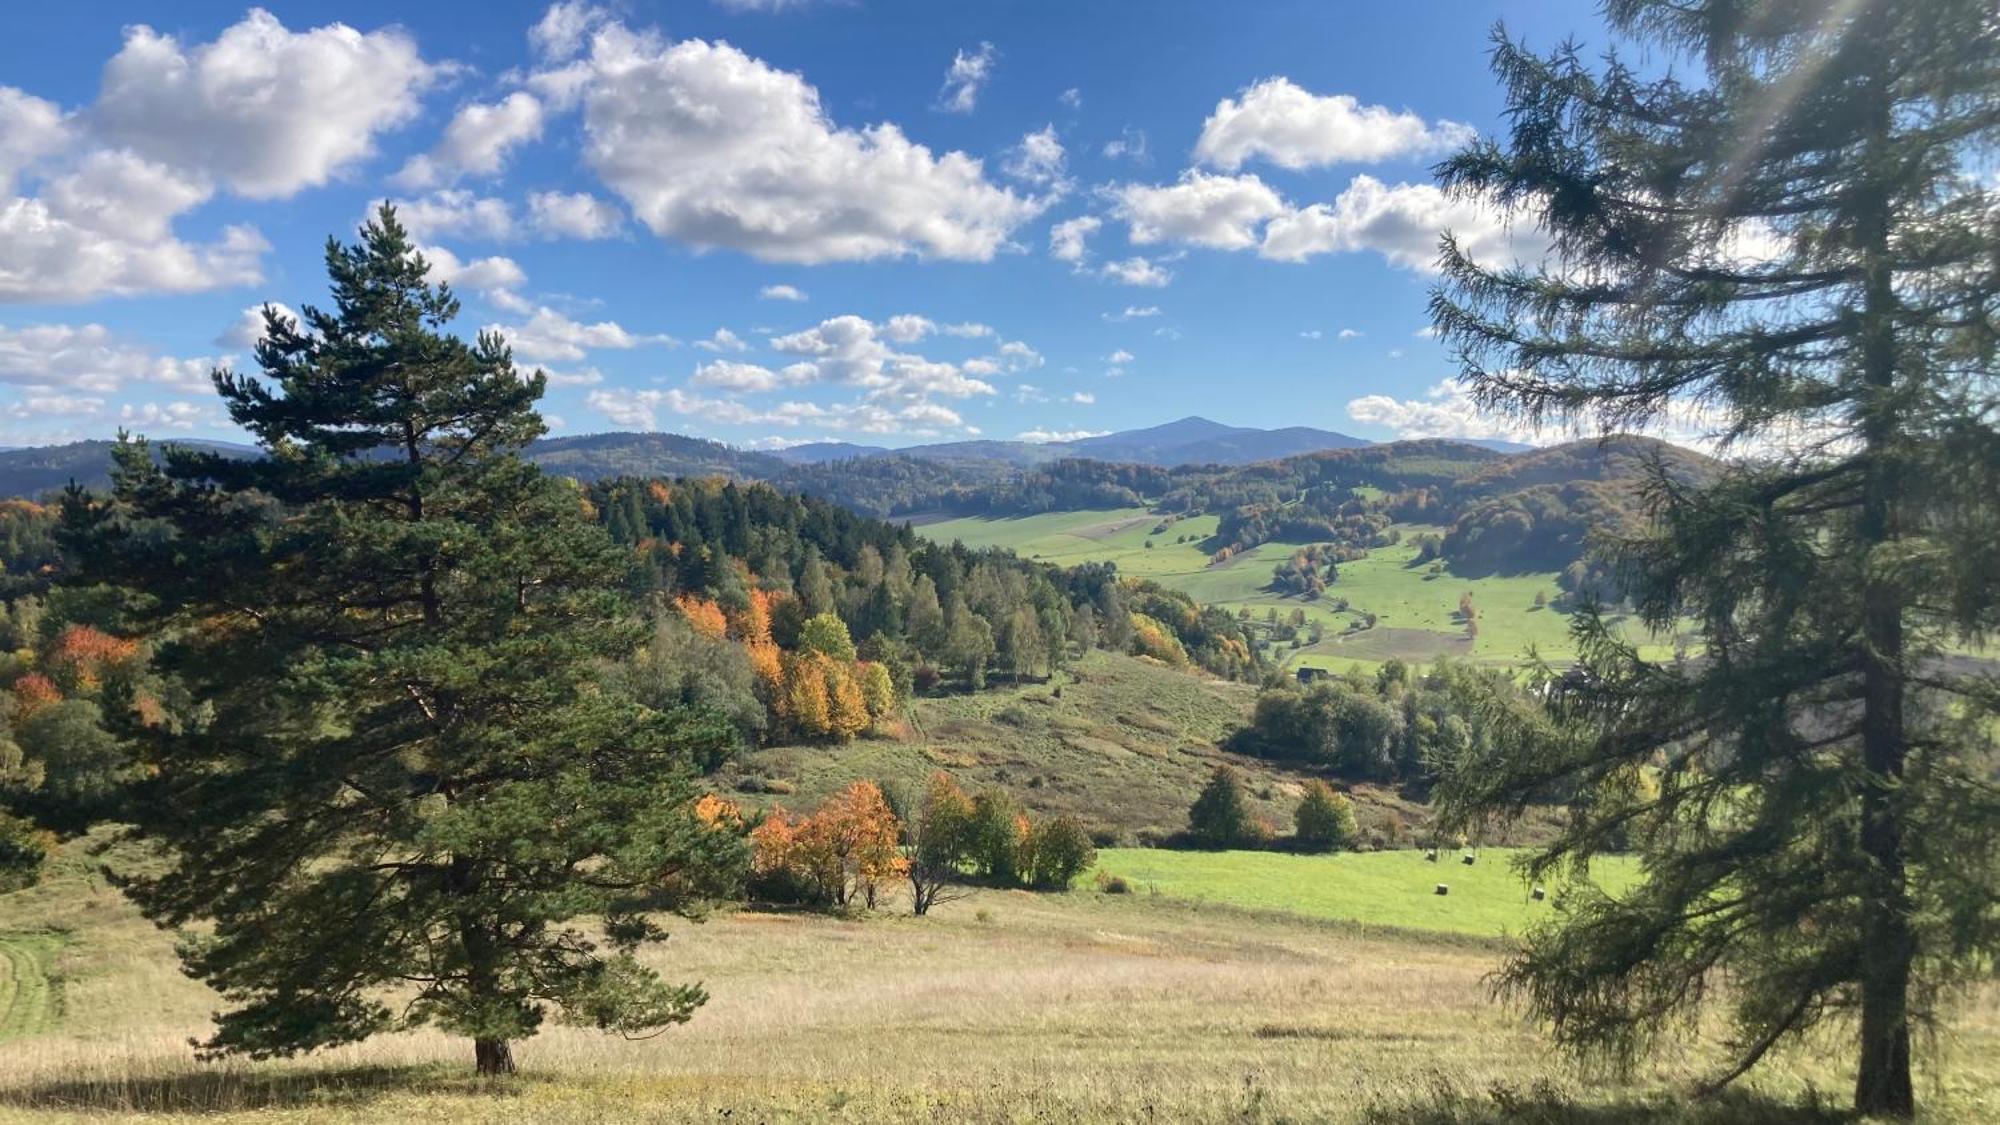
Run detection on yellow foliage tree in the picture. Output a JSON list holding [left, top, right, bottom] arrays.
[[825, 661, 869, 742], [781, 651, 834, 738], [675, 595, 728, 641], [858, 661, 897, 721]]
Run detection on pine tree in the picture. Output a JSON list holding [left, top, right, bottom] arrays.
[[1188, 764, 1252, 849], [60, 206, 744, 1076], [1429, 4, 2000, 1115]]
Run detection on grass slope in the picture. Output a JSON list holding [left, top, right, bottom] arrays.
[[736, 649, 1450, 844], [1091, 848, 1640, 939], [0, 838, 1993, 1122], [919, 509, 1677, 672]]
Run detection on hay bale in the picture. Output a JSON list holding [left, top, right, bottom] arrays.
[[1461, 853, 1476, 866], [1434, 883, 1450, 896], [1531, 886, 1546, 901], [1424, 849, 1438, 862]]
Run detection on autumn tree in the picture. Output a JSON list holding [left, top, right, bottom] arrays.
[[1293, 780, 1358, 852], [1188, 764, 1252, 848], [1430, 3, 2000, 1114], [60, 207, 743, 1076], [905, 772, 975, 915]]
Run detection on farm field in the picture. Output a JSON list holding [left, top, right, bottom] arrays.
[[4, 838, 1995, 1123], [1090, 847, 1641, 938], [919, 508, 1595, 670]]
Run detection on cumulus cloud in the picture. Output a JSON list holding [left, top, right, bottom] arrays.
[[421, 245, 528, 296], [1343, 377, 1779, 456], [394, 92, 545, 189], [695, 327, 749, 352], [1112, 171, 1285, 250], [119, 400, 218, 430], [1102, 126, 1148, 163], [530, 2, 611, 62], [527, 190, 622, 239], [1194, 78, 1472, 171], [1338, 328, 1362, 339], [1060, 88, 1082, 109], [759, 283, 806, 301], [546, 25, 1044, 263], [1100, 255, 1172, 287], [385, 189, 516, 241], [937, 42, 997, 114], [1004, 125, 1068, 189], [0, 88, 68, 194], [589, 385, 965, 436], [1106, 349, 1134, 364], [0, 322, 219, 395], [1048, 215, 1100, 264], [1070, 391, 1095, 404], [93, 9, 437, 199], [1260, 175, 1542, 270], [769, 314, 999, 401], [486, 305, 673, 363], [217, 302, 300, 349], [1016, 428, 1107, 443], [689, 358, 796, 392]]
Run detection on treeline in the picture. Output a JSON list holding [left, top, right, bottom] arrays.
[[1228, 659, 1520, 790]]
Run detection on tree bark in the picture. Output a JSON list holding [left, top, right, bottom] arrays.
[[474, 1038, 516, 1077], [1850, 40, 1916, 1119]]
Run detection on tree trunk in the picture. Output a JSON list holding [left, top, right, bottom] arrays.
[[475, 1038, 516, 1077], [1850, 41, 1915, 1119]]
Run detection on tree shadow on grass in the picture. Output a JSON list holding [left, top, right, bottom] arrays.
[[0, 1063, 532, 1116], [1362, 1080, 1854, 1125]]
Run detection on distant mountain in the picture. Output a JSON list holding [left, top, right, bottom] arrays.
[[0, 439, 260, 498], [768, 441, 891, 464], [1457, 437, 1536, 453], [0, 417, 1427, 501]]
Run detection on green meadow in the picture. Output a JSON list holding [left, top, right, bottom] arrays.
[[918, 508, 1609, 670]]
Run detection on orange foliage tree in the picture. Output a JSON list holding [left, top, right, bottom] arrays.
[[675, 595, 729, 641], [750, 782, 905, 908], [44, 625, 139, 693]]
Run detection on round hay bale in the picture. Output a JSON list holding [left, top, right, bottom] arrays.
[[1434, 883, 1449, 896], [1461, 853, 1476, 865], [1424, 849, 1438, 862], [1531, 886, 1546, 901]]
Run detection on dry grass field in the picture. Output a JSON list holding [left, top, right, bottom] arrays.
[[2, 836, 1996, 1123]]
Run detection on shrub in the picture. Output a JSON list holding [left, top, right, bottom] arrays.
[[1188, 764, 1253, 848], [1293, 780, 1359, 852], [1024, 814, 1096, 890], [1094, 871, 1132, 895]]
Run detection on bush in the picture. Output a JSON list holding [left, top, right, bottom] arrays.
[[1094, 870, 1132, 895], [1293, 780, 1359, 852], [1024, 814, 1096, 890], [1187, 764, 1253, 848]]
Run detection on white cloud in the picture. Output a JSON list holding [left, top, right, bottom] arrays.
[[421, 245, 528, 295], [769, 314, 998, 400], [1112, 171, 1285, 250], [387, 189, 516, 241], [1299, 330, 1323, 340], [1103, 305, 1161, 321], [713, 0, 820, 12], [487, 305, 672, 363], [695, 327, 749, 352], [1016, 428, 1107, 443], [689, 358, 794, 392], [1344, 376, 1788, 456], [882, 315, 935, 344], [557, 26, 1042, 263], [1100, 256, 1172, 287], [1102, 127, 1148, 163], [1260, 175, 1541, 271], [528, 190, 622, 239], [530, 2, 611, 62], [1070, 390, 1095, 404], [5, 393, 106, 420], [538, 365, 604, 387], [0, 195, 266, 304], [1060, 88, 1082, 109], [998, 340, 1043, 370], [0, 88, 69, 195], [394, 92, 545, 189], [1106, 349, 1134, 364], [760, 283, 807, 301], [1195, 78, 1472, 171], [0, 323, 218, 395], [1004, 125, 1068, 189], [942, 321, 993, 338], [120, 400, 217, 430], [937, 42, 997, 114], [1049, 215, 1100, 263], [93, 10, 437, 199], [1338, 328, 1362, 339], [591, 385, 966, 436], [217, 302, 299, 349]]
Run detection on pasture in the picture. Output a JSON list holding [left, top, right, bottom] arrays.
[[2, 838, 1995, 1123]]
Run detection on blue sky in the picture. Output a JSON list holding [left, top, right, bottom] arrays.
[[0, 0, 1606, 450]]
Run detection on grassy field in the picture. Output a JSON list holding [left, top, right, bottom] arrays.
[[1, 837, 1994, 1123], [1090, 847, 1640, 939]]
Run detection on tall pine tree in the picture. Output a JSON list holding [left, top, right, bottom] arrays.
[[62, 206, 743, 1076], [1430, 1, 1999, 1116]]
